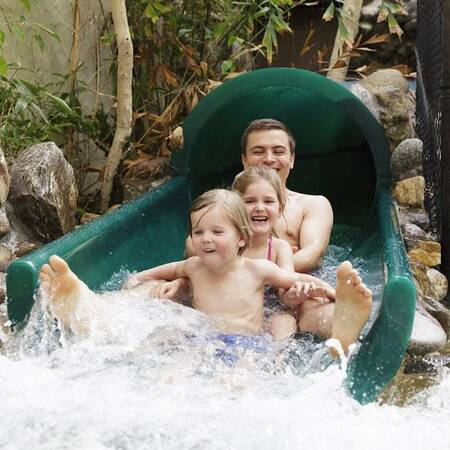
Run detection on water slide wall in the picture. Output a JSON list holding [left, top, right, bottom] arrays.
[[6, 69, 416, 403]]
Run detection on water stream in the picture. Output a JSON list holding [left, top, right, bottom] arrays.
[[1, 240, 450, 449]]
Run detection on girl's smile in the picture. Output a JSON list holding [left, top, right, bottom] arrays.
[[242, 180, 281, 237]]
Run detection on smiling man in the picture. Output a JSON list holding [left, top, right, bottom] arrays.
[[241, 118, 333, 273]]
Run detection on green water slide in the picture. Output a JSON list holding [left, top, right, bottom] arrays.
[[6, 68, 415, 403]]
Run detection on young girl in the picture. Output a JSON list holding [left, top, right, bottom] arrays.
[[232, 166, 335, 339]]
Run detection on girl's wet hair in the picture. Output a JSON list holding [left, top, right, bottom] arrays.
[[232, 166, 286, 211], [188, 189, 252, 254]]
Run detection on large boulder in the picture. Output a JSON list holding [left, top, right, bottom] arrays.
[[9, 142, 78, 242], [408, 300, 447, 355], [359, 69, 415, 150], [0, 147, 10, 205], [390, 138, 423, 182], [0, 148, 11, 237]]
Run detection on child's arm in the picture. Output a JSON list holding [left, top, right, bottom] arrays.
[[255, 260, 334, 307], [292, 272, 335, 299], [151, 278, 192, 304], [124, 259, 190, 288], [275, 238, 295, 272]]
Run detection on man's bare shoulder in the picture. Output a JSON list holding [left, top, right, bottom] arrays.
[[287, 190, 332, 213]]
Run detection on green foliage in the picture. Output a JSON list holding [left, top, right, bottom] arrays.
[[0, 76, 106, 158], [323, 0, 406, 47], [113, 0, 300, 157]]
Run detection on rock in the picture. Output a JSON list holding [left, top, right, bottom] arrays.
[[408, 240, 441, 267], [410, 262, 448, 301], [404, 209, 430, 231], [408, 301, 447, 355], [359, 69, 415, 149], [404, 352, 450, 374], [360, 68, 409, 94], [421, 295, 450, 337], [402, 222, 426, 239], [0, 245, 13, 271], [390, 138, 423, 182], [394, 176, 425, 207], [14, 242, 38, 258], [80, 212, 100, 225], [426, 268, 448, 301], [9, 142, 78, 243], [0, 207, 10, 238], [410, 261, 432, 297], [0, 147, 10, 205], [350, 83, 380, 122]]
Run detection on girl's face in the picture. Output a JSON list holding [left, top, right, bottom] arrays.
[[190, 205, 245, 269], [241, 179, 281, 236]]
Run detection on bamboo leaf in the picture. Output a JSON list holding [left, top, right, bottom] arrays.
[[322, 2, 335, 22], [361, 34, 390, 46], [45, 92, 76, 116], [19, 0, 31, 12], [34, 23, 61, 41], [337, 17, 353, 48], [0, 30, 5, 47], [387, 12, 403, 38], [11, 24, 25, 42], [377, 5, 389, 23], [0, 56, 7, 76]]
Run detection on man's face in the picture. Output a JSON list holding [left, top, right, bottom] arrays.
[[241, 129, 295, 186]]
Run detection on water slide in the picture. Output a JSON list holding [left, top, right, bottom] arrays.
[[6, 68, 416, 403]]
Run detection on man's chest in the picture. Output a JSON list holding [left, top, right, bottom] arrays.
[[274, 205, 303, 247]]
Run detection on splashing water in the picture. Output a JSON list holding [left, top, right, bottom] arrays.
[[1, 246, 450, 449]]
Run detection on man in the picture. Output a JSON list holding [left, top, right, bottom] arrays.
[[241, 118, 334, 273]]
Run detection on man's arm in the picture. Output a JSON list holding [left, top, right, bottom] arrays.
[[294, 195, 333, 272]]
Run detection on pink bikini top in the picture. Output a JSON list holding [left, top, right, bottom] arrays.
[[267, 235, 273, 261]]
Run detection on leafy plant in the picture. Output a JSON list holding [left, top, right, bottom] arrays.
[[0, 76, 106, 158]]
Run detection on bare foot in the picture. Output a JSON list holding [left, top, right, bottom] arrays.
[[39, 255, 91, 334], [330, 261, 372, 357]]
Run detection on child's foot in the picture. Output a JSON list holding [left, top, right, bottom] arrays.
[[330, 261, 372, 357], [39, 255, 89, 333]]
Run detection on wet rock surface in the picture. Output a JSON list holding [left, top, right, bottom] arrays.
[[9, 142, 78, 243]]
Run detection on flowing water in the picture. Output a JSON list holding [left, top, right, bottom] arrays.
[[1, 240, 450, 449]]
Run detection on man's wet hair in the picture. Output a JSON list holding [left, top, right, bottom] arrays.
[[241, 118, 296, 155]]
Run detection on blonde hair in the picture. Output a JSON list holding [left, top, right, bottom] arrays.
[[188, 189, 252, 254], [232, 166, 285, 211]]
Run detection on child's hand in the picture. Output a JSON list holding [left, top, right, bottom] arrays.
[[283, 281, 334, 307], [286, 281, 316, 305], [151, 279, 191, 303], [152, 280, 179, 299]]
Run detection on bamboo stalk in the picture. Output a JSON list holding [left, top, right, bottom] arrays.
[[327, 0, 363, 82], [100, 0, 133, 211]]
